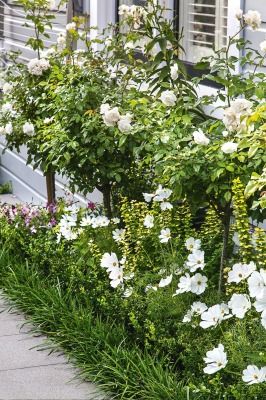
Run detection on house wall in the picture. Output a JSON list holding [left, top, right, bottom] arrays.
[[0, 0, 265, 205]]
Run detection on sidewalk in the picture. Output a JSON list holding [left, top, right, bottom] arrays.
[[0, 295, 104, 400]]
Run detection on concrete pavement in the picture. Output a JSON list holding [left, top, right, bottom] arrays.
[[0, 295, 105, 400]]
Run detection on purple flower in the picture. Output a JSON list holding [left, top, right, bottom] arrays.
[[87, 201, 96, 211]]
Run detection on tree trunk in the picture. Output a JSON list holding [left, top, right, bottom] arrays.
[[46, 171, 56, 205], [218, 203, 231, 294], [102, 184, 112, 218]]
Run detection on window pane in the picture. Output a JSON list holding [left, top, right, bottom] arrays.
[[179, 0, 228, 63], [119, 0, 147, 8]]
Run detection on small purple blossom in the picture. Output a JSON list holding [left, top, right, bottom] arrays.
[[87, 201, 96, 211]]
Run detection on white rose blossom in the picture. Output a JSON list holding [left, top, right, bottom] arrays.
[[244, 10, 262, 31], [221, 142, 238, 154], [27, 58, 50, 76], [260, 40, 266, 53], [203, 344, 228, 375], [170, 64, 179, 80], [103, 107, 121, 127], [160, 201, 173, 211], [192, 129, 210, 146], [159, 90, 177, 106], [2, 82, 13, 94], [117, 114, 132, 133], [23, 122, 35, 135], [66, 22, 77, 31], [4, 122, 13, 135], [235, 9, 243, 20]]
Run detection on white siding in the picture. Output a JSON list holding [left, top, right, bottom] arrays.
[[244, 0, 266, 73]]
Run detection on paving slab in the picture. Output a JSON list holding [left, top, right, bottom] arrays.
[[0, 194, 22, 206], [0, 364, 102, 400], [0, 294, 107, 400]]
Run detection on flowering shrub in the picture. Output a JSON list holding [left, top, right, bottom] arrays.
[[0, 180, 265, 398]]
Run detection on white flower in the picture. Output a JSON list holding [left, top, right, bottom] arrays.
[[123, 287, 133, 298], [235, 9, 243, 20], [2, 82, 13, 94], [186, 250, 205, 272], [158, 274, 173, 288], [174, 273, 192, 295], [2, 102, 13, 113], [100, 103, 110, 114], [261, 310, 266, 329], [103, 107, 120, 127], [223, 99, 252, 132], [191, 273, 208, 295], [254, 292, 266, 313], [143, 215, 154, 228], [200, 304, 230, 329], [183, 302, 207, 323], [244, 10, 262, 30], [203, 344, 228, 375], [118, 4, 130, 16], [185, 237, 201, 252], [159, 90, 177, 106], [57, 32, 66, 49], [170, 64, 179, 80], [23, 122, 35, 135], [160, 202, 173, 211], [41, 47, 56, 58], [66, 22, 76, 31], [153, 186, 172, 202], [222, 130, 229, 137], [242, 365, 266, 385], [260, 40, 266, 53], [143, 192, 154, 203], [248, 269, 266, 299], [112, 229, 125, 242], [227, 262, 256, 284], [228, 293, 251, 319], [27, 58, 50, 76], [117, 114, 132, 133], [100, 252, 119, 272], [221, 142, 238, 154], [109, 266, 123, 288], [160, 133, 170, 144], [4, 122, 13, 135], [193, 129, 210, 146], [159, 228, 171, 243], [112, 217, 120, 224], [44, 117, 54, 124], [145, 284, 158, 292]]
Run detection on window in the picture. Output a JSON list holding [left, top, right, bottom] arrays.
[[118, 0, 147, 8], [178, 0, 228, 64]]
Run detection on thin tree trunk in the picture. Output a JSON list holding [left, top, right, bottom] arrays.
[[218, 203, 231, 294], [46, 171, 56, 205], [102, 184, 112, 218]]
